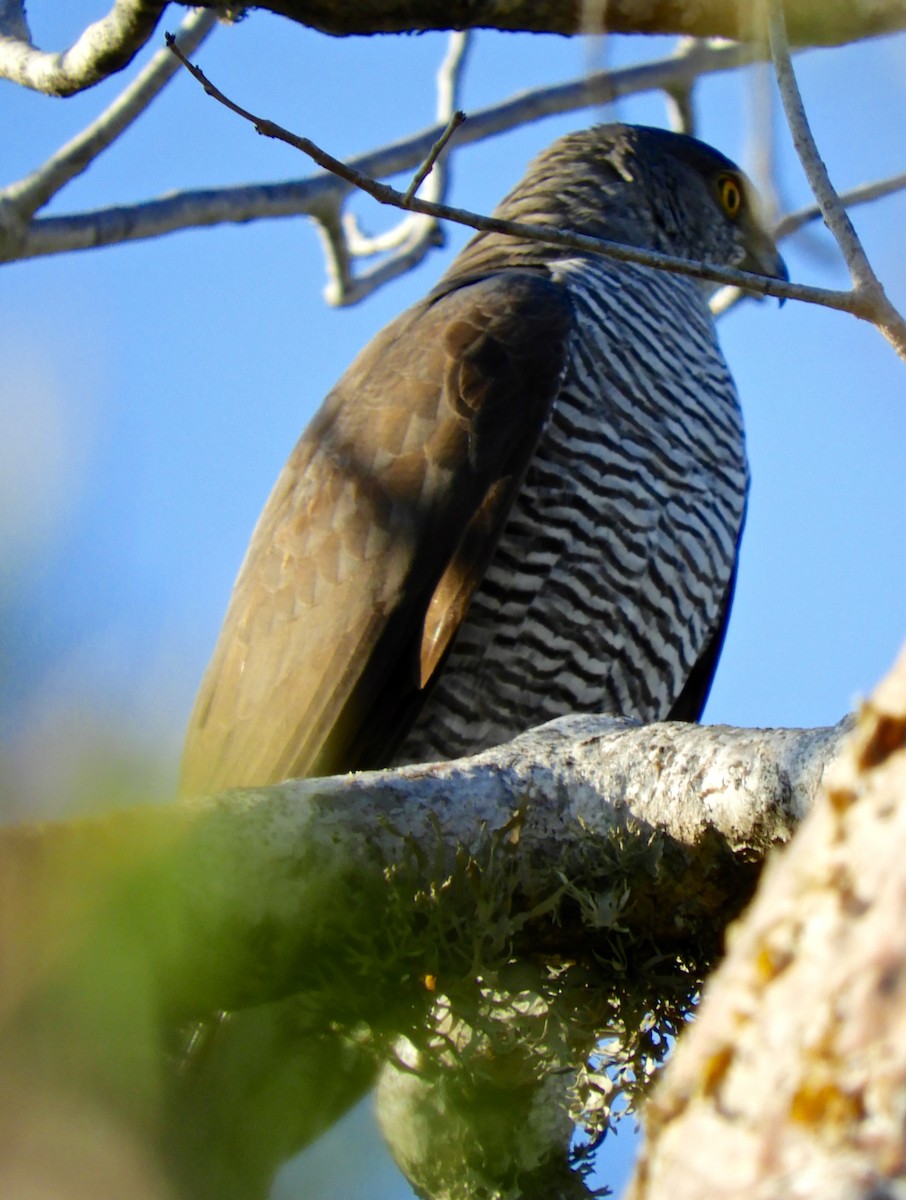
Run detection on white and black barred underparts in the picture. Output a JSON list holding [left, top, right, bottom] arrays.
[[398, 255, 748, 765]]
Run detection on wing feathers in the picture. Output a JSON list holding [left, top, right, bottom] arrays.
[[180, 272, 572, 795]]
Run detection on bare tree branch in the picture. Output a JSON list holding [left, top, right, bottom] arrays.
[[775, 172, 906, 240], [745, 59, 783, 225], [160, 37, 893, 320], [0, 716, 846, 1025], [319, 32, 470, 307], [768, 0, 906, 360], [2, 9, 218, 224], [770, 4, 877, 289], [0, 0, 167, 96], [185, 0, 906, 48], [5, 25, 903, 340], [661, 37, 700, 136], [0, 40, 754, 268], [0, 0, 901, 100]]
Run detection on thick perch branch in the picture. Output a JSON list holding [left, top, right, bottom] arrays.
[[1, 0, 902, 96], [0, 717, 846, 1025]]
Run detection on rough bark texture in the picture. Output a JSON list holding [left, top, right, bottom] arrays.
[[0, 715, 848, 1200], [628, 645, 906, 1200], [205, 0, 906, 46], [0, 717, 844, 1025], [0, 697, 888, 1200]]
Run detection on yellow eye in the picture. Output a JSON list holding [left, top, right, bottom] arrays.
[[718, 175, 743, 218]]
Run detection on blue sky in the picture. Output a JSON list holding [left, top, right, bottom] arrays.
[[2, 8, 905, 1195]]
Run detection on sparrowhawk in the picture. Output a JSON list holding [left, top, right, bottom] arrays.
[[180, 123, 786, 796]]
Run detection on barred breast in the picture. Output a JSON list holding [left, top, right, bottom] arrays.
[[397, 256, 748, 765]]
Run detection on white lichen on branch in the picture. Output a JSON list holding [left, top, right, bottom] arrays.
[[0, 715, 847, 1023], [0, 713, 849, 1200]]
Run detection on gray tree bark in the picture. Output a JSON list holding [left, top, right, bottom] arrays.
[[626, 645, 906, 1200], [0, 716, 844, 1025], [0, 713, 849, 1199]]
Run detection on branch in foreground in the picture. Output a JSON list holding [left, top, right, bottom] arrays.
[[0, 714, 850, 1200], [163, 37, 879, 320], [628, 646, 906, 1200], [0, 0, 166, 95], [0, 40, 754, 267], [768, 0, 906, 360], [0, 716, 846, 1025]]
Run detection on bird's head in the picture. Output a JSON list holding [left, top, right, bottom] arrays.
[[489, 123, 788, 291]]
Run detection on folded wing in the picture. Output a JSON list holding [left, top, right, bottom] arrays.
[[180, 271, 573, 794]]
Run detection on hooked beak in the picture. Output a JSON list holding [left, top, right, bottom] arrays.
[[739, 228, 789, 306]]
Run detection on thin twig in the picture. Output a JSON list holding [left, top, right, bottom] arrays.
[[711, 169, 906, 319], [768, 0, 906, 359], [3, 10, 218, 223], [768, 0, 873, 289], [403, 110, 466, 206], [163, 34, 874, 318], [0, 39, 753, 268], [0, 0, 166, 96], [324, 32, 471, 304], [774, 172, 906, 240]]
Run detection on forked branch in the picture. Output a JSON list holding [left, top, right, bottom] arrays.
[[768, 0, 906, 359], [0, 0, 167, 95], [165, 35, 905, 330]]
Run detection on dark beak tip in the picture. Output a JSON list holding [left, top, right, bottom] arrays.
[[775, 252, 789, 308]]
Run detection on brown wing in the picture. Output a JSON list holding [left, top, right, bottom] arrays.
[[180, 271, 573, 795]]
